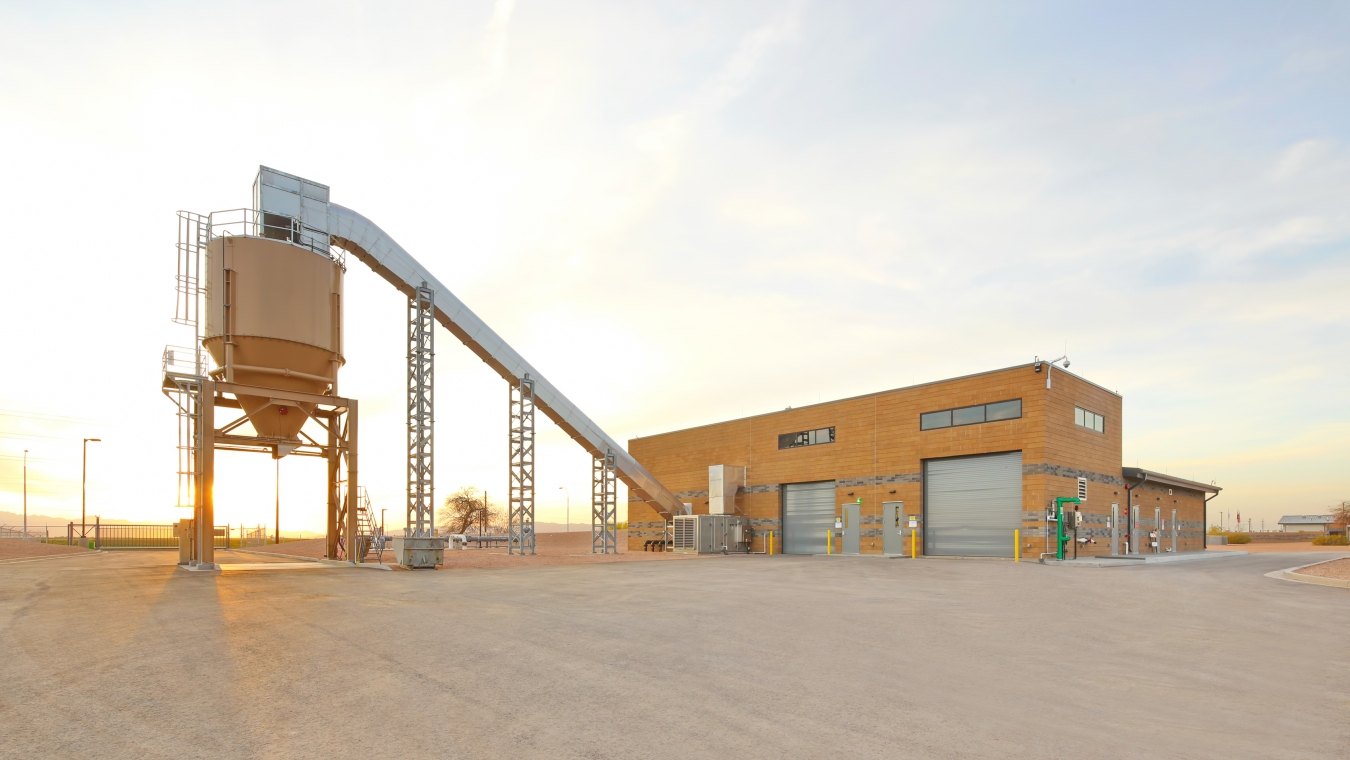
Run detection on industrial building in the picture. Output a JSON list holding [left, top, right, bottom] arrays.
[[628, 362, 1220, 559]]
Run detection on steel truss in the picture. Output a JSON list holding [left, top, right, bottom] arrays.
[[407, 282, 435, 540], [508, 374, 536, 555], [592, 448, 618, 554]]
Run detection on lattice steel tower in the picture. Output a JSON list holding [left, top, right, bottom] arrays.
[[508, 374, 536, 555], [407, 283, 435, 549], [592, 448, 617, 553]]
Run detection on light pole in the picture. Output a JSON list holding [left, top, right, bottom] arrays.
[[23, 448, 28, 536], [274, 458, 280, 544], [559, 486, 569, 532], [82, 437, 101, 539]]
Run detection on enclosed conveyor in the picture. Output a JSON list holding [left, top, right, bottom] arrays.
[[320, 196, 684, 519]]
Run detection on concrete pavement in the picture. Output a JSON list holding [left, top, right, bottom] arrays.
[[1, 550, 1346, 759]]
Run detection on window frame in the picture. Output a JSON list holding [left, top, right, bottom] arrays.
[[1074, 406, 1105, 434], [778, 426, 836, 450], [919, 398, 1022, 431]]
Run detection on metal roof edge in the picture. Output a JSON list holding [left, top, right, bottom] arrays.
[[1122, 467, 1221, 494]]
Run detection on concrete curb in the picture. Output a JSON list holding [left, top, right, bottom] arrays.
[[1266, 558, 1350, 589], [230, 547, 393, 570], [1037, 551, 1247, 568]]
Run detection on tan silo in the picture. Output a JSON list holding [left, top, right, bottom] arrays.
[[202, 235, 344, 439]]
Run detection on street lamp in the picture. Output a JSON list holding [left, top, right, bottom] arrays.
[[82, 437, 101, 539], [559, 486, 569, 533]]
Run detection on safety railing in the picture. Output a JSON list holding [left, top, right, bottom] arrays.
[[63, 523, 230, 549], [206, 208, 345, 269], [163, 344, 209, 377]]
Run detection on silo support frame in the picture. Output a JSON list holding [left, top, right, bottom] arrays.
[[176, 378, 358, 567]]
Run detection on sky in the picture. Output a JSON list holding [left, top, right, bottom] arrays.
[[1, 1, 1347, 535]]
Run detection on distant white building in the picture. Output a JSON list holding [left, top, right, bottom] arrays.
[[1277, 514, 1334, 533]]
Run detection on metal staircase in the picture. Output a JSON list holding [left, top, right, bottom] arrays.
[[356, 487, 384, 563]]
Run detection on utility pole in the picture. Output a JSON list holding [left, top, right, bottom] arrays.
[[82, 437, 101, 539], [23, 449, 28, 536]]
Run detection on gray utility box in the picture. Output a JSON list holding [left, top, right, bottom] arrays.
[[672, 514, 748, 554], [392, 536, 447, 568]]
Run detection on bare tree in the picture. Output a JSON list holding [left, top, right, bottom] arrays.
[[1332, 500, 1350, 533], [438, 487, 503, 534]]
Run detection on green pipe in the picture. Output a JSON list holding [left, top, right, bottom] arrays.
[[1055, 497, 1081, 560]]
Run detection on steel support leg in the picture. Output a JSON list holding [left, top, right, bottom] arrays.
[[197, 382, 216, 569], [592, 449, 617, 554], [508, 374, 536, 555], [399, 283, 441, 567], [326, 411, 342, 560], [344, 405, 359, 564], [408, 282, 435, 538]]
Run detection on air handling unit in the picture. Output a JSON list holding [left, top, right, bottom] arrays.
[[672, 514, 750, 554]]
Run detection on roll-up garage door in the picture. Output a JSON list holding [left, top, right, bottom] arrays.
[[784, 481, 836, 554], [924, 452, 1022, 557]]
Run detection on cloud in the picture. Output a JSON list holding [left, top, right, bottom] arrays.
[[1270, 138, 1337, 182]]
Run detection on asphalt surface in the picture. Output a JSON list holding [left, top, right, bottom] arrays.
[[1, 550, 1346, 759]]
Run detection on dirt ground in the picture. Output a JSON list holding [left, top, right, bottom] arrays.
[[1290, 556, 1350, 580], [13, 534, 1348, 580], [1207, 540, 1349, 553], [1202, 541, 1350, 581], [0, 538, 94, 561], [241, 529, 703, 569]]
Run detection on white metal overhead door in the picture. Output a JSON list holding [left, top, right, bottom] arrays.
[[924, 452, 1022, 557], [783, 481, 836, 554]]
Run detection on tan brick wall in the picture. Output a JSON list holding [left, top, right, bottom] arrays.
[[1124, 481, 1209, 555], [629, 364, 1134, 556]]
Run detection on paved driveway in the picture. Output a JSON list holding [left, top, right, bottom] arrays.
[[1, 550, 1345, 759]]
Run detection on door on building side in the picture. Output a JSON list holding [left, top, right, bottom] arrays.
[[923, 451, 1023, 557], [882, 501, 905, 555], [783, 481, 836, 554], [842, 502, 860, 554]]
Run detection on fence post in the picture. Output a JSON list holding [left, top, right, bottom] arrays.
[[67, 522, 73, 546], [94, 517, 101, 549]]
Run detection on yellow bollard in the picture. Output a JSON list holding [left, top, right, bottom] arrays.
[[1014, 529, 1021, 562], [911, 529, 917, 559], [826, 530, 832, 555], [769, 531, 774, 556]]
